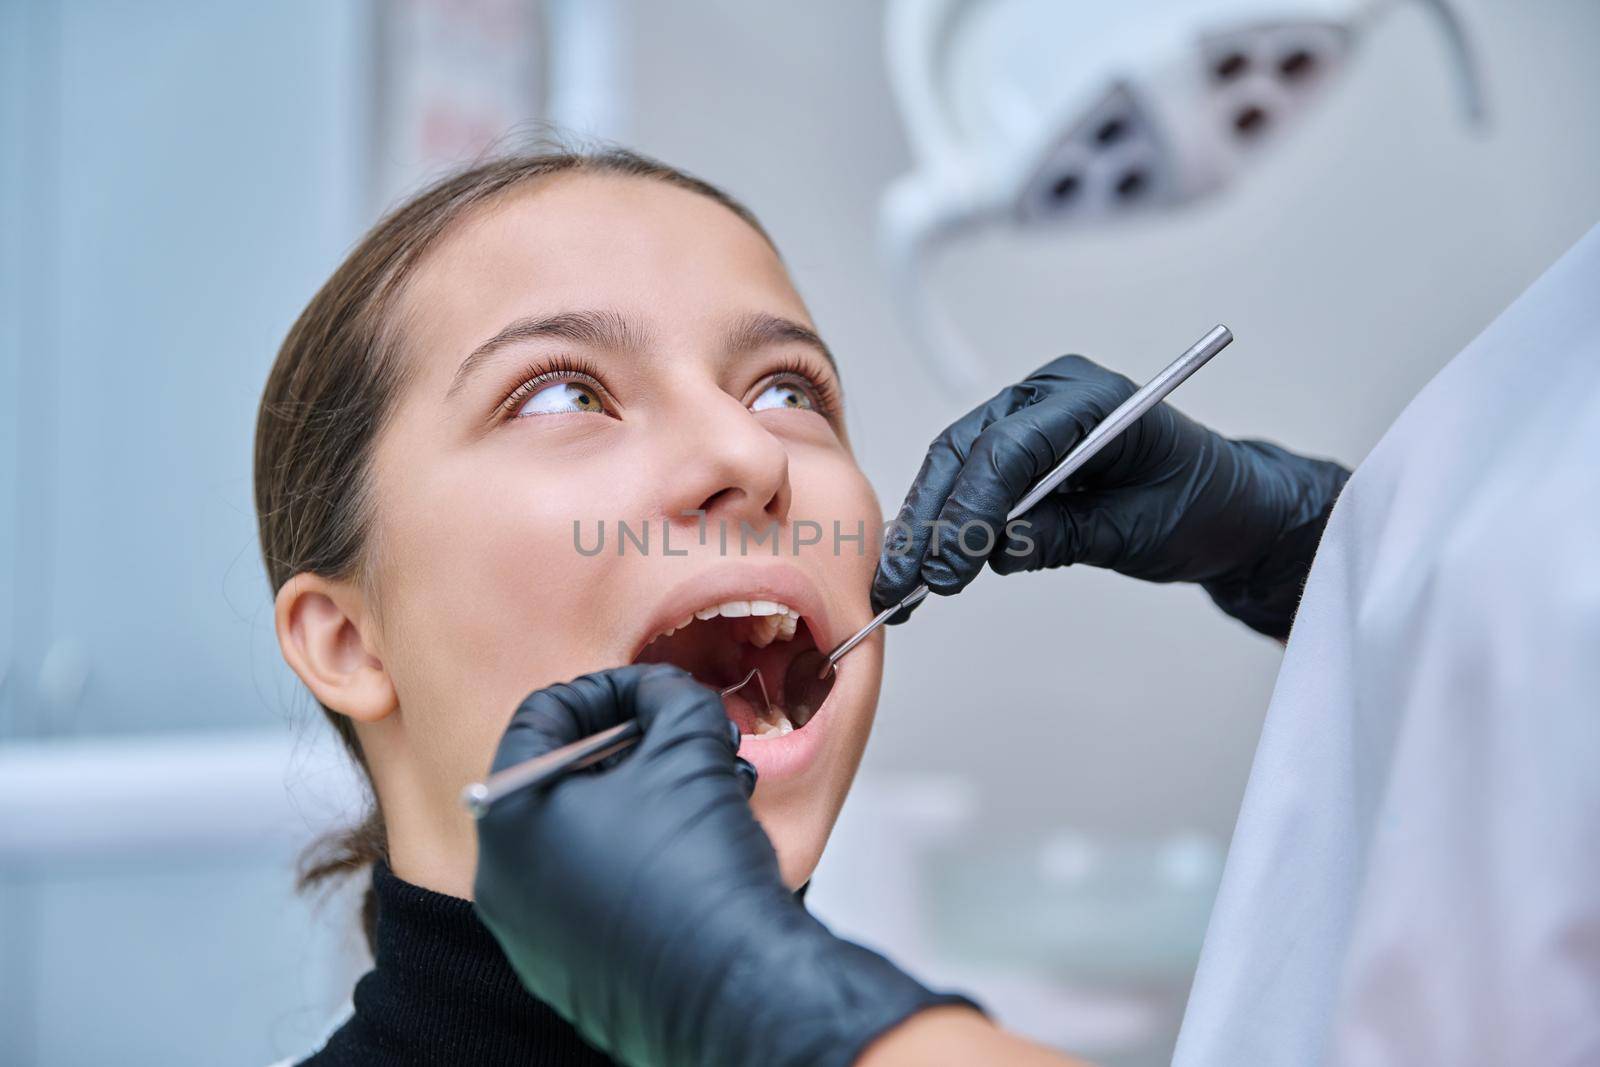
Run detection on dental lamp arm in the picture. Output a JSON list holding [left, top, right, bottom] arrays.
[[872, 354, 1351, 639], [473, 663, 983, 1067]]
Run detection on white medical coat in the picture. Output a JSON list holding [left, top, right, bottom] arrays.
[[1173, 221, 1600, 1067]]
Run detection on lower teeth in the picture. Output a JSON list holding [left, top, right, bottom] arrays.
[[751, 714, 795, 738]]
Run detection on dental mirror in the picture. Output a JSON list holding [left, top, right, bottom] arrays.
[[780, 586, 930, 722], [780, 649, 835, 725]]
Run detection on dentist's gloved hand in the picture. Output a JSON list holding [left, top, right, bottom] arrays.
[[873, 354, 1351, 639], [473, 663, 976, 1067]]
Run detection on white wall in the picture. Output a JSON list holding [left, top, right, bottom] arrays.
[[0, 1, 373, 1063], [0, 0, 369, 741]]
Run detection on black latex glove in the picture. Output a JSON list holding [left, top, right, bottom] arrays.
[[873, 354, 1351, 639], [473, 663, 975, 1067]]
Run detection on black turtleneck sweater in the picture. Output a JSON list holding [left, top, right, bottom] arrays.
[[296, 860, 616, 1066]]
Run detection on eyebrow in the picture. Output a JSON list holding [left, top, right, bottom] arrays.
[[446, 308, 836, 399], [723, 312, 838, 373]]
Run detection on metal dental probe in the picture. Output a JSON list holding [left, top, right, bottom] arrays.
[[461, 667, 771, 817], [780, 324, 1235, 714]]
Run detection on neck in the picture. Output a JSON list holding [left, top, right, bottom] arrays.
[[387, 829, 477, 899], [364, 734, 479, 899]]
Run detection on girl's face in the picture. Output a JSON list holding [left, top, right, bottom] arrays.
[[360, 174, 885, 895]]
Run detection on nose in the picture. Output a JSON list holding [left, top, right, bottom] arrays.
[[662, 391, 792, 535]]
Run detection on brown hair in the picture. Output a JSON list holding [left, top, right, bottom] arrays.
[[253, 146, 773, 950]]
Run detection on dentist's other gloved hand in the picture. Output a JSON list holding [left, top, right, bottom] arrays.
[[873, 355, 1351, 639], [473, 663, 976, 1067]]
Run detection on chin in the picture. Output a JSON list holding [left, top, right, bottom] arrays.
[[751, 768, 850, 889], [769, 824, 826, 890]]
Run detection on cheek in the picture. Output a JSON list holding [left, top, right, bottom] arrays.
[[792, 451, 885, 578], [371, 431, 648, 765]]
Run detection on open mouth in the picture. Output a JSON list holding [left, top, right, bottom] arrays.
[[632, 599, 823, 738]]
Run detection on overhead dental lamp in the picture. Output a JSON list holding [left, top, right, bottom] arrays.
[[880, 0, 1487, 392]]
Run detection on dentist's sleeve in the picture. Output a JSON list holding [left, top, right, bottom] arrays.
[[1173, 221, 1600, 1067]]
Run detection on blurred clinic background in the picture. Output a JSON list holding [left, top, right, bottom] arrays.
[[2, 1, 1598, 1064]]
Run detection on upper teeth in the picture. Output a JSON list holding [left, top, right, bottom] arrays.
[[656, 599, 801, 647]]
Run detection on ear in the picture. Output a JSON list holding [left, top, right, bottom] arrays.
[[274, 572, 397, 724]]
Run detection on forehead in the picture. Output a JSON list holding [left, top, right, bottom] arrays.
[[394, 173, 808, 381]]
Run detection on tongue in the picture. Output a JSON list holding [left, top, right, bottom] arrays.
[[720, 684, 764, 734]]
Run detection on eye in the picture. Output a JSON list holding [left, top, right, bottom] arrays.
[[750, 376, 820, 413], [515, 378, 608, 417]]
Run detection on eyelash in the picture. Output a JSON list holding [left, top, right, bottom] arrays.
[[495, 355, 612, 421], [759, 354, 842, 420], [493, 353, 842, 422]]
